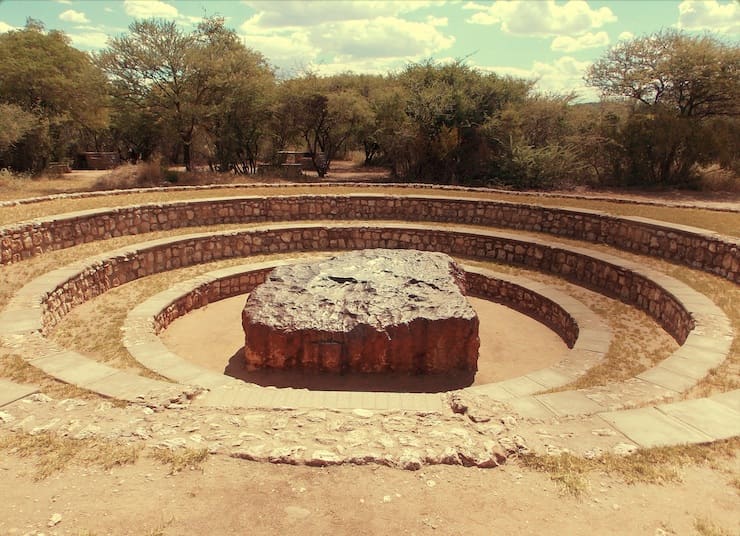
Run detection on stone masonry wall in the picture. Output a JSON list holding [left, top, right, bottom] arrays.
[[1, 195, 737, 282], [38, 224, 693, 345]]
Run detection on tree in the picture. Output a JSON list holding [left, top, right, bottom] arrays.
[[98, 19, 197, 170], [587, 30, 738, 119], [586, 30, 739, 185], [0, 104, 36, 153], [194, 18, 275, 174], [274, 74, 374, 177], [395, 60, 531, 184], [483, 94, 587, 188], [0, 20, 109, 171], [98, 17, 272, 171]]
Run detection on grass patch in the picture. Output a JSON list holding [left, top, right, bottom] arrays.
[[519, 453, 592, 497], [694, 517, 738, 536], [0, 431, 140, 480], [520, 438, 740, 497], [150, 446, 209, 474]]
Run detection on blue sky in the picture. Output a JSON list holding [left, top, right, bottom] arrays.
[[1, 0, 738, 100]]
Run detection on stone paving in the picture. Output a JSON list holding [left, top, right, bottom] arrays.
[[0, 190, 737, 469]]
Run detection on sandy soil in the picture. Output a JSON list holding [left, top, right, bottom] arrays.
[[0, 453, 738, 536], [161, 296, 568, 392]]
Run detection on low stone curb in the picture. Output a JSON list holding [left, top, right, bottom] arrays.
[[2, 182, 738, 213]]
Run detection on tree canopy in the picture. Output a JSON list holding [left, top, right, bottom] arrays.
[[586, 29, 739, 119], [0, 19, 737, 192], [0, 20, 109, 170], [586, 30, 740, 185], [97, 17, 273, 171]]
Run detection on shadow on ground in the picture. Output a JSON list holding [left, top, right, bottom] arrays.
[[224, 346, 475, 393]]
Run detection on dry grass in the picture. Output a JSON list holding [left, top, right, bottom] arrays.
[[0, 430, 140, 480], [92, 161, 167, 191], [48, 294, 169, 381], [697, 165, 740, 193], [150, 446, 209, 474], [559, 299, 677, 390], [694, 517, 739, 536], [520, 438, 740, 497]]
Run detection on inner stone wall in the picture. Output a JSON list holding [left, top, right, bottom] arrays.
[[38, 223, 693, 345], [2, 194, 737, 282], [150, 267, 580, 350]]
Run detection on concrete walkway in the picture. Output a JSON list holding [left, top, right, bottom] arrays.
[[0, 379, 38, 408]]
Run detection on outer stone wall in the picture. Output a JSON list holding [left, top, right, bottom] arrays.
[[1, 194, 737, 283], [38, 223, 693, 346]]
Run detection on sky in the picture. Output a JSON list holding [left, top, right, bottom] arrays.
[[0, 0, 738, 101]]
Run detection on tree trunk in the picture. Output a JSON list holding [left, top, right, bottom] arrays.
[[183, 140, 192, 172]]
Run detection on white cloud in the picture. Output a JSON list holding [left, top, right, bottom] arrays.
[[123, 0, 179, 19], [310, 17, 455, 60], [241, 30, 316, 68], [464, 0, 617, 36], [242, 1, 436, 27], [59, 9, 90, 24], [240, 5, 455, 75], [68, 31, 110, 49], [677, 0, 740, 34], [478, 56, 598, 101], [105, 7, 115, 13], [551, 31, 608, 52], [122, 0, 202, 26], [310, 56, 409, 77], [426, 16, 449, 27], [618, 31, 634, 41], [55, 0, 72, 4], [0, 21, 16, 33]]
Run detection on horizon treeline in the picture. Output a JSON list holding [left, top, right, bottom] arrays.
[[0, 17, 738, 189]]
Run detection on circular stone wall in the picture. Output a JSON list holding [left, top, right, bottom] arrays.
[[241, 249, 480, 374]]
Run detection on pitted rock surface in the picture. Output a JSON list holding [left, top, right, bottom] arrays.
[[242, 249, 480, 373]]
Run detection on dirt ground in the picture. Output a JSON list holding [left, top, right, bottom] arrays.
[[161, 296, 568, 392], [0, 452, 738, 536]]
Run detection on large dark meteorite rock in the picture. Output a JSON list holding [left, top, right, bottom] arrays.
[[242, 249, 480, 374]]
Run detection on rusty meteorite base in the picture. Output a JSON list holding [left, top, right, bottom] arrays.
[[241, 249, 480, 374]]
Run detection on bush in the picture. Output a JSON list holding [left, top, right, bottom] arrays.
[[92, 159, 165, 190], [490, 143, 587, 190]]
